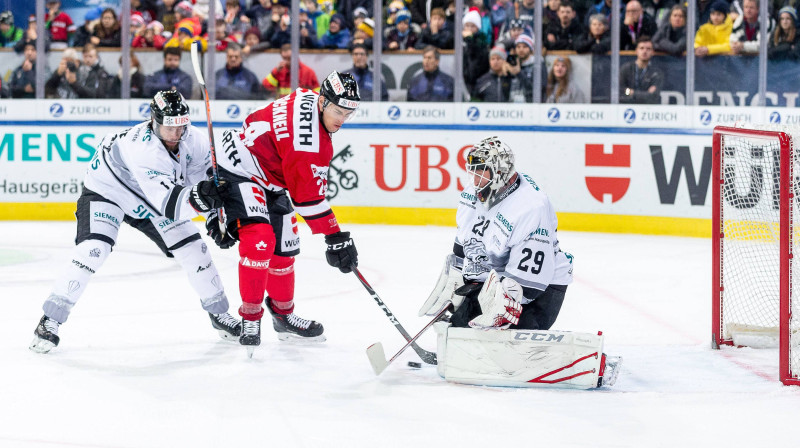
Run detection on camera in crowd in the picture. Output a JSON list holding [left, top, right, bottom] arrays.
[[66, 61, 78, 72], [506, 54, 517, 66]]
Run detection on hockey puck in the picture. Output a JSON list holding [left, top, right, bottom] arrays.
[[407, 361, 422, 369]]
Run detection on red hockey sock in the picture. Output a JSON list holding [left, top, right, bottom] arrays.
[[236, 223, 275, 320], [267, 255, 295, 315]]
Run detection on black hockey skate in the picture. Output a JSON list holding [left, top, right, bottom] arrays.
[[266, 298, 326, 343], [29, 315, 60, 354], [239, 318, 261, 358], [209, 312, 242, 341]]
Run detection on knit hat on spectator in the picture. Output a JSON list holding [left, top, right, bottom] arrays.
[[28, 14, 36, 23], [147, 20, 164, 34], [388, 1, 405, 14], [709, 0, 728, 15], [244, 27, 261, 41], [395, 10, 411, 23], [463, 8, 482, 30], [84, 6, 103, 22], [353, 7, 368, 19], [176, 1, 194, 16], [490, 45, 507, 60], [509, 18, 525, 29], [779, 6, 798, 22], [330, 13, 346, 28], [131, 12, 145, 27], [515, 34, 535, 50], [358, 18, 375, 37]]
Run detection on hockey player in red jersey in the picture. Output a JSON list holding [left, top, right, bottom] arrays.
[[188, 71, 361, 352]]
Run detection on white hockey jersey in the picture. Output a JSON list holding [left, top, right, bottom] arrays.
[[454, 171, 573, 303], [83, 121, 212, 221]]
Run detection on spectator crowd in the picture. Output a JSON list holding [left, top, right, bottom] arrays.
[[1, 0, 798, 104]]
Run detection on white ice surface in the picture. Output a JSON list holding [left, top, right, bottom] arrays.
[[1, 222, 799, 448]]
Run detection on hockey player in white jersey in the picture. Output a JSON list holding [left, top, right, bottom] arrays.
[[29, 90, 241, 354], [418, 136, 621, 388]]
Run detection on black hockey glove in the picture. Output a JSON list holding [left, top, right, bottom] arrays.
[[325, 231, 358, 273], [205, 213, 237, 249], [189, 179, 228, 213]]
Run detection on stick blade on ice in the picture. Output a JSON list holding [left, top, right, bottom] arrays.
[[366, 342, 389, 375]]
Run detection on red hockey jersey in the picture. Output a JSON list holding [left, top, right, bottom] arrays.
[[236, 88, 340, 235]]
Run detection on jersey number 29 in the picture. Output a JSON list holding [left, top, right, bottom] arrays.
[[518, 248, 545, 274]]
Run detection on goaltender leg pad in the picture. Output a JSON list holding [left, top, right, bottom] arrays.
[[440, 327, 605, 389]]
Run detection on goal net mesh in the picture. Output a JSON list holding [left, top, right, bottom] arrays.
[[719, 124, 800, 382]]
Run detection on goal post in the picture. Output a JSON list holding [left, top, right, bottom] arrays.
[[712, 125, 800, 386]]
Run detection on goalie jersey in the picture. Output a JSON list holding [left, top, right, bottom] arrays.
[[454, 172, 573, 303], [83, 121, 212, 221]]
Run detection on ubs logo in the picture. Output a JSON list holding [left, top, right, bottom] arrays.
[[49, 103, 64, 117], [769, 111, 781, 124], [623, 108, 636, 124], [387, 105, 401, 120], [466, 106, 480, 121], [226, 104, 240, 119], [699, 109, 712, 126], [138, 103, 150, 117], [547, 108, 560, 123]]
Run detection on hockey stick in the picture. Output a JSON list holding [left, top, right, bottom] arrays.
[[352, 267, 437, 365], [366, 304, 450, 375], [190, 40, 226, 235]]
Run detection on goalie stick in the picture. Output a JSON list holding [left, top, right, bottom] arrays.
[[352, 267, 438, 365], [190, 40, 226, 236], [366, 304, 451, 375]]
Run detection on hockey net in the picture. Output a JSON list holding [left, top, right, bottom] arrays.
[[712, 124, 800, 385]]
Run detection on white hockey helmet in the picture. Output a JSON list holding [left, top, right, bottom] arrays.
[[466, 136, 516, 206]]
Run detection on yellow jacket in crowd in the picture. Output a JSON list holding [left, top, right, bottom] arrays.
[[694, 16, 734, 55]]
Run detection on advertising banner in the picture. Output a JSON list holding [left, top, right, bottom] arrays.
[[0, 125, 716, 223]]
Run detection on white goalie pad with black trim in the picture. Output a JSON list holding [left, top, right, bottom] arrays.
[[434, 324, 607, 389]]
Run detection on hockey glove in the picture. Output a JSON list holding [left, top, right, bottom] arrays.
[[418, 254, 465, 317], [205, 212, 237, 249], [469, 270, 523, 330], [189, 179, 229, 213], [325, 231, 358, 273]]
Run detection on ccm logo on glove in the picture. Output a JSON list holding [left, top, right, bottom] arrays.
[[325, 231, 358, 273]]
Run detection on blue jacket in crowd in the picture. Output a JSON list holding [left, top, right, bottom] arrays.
[[143, 67, 193, 99], [215, 65, 264, 100], [406, 69, 454, 102]]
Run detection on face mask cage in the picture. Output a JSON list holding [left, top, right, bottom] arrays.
[[466, 154, 495, 203]]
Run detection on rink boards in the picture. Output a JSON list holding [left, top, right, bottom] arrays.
[[1, 100, 788, 237]]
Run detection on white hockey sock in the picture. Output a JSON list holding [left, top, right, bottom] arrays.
[[43, 239, 112, 323], [171, 239, 229, 314]]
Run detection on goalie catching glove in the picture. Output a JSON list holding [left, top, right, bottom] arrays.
[[468, 270, 523, 330], [189, 179, 228, 213], [419, 254, 466, 316], [325, 231, 358, 273], [205, 211, 237, 249]]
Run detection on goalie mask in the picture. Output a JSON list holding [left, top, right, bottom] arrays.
[[150, 90, 190, 145], [466, 137, 515, 206]]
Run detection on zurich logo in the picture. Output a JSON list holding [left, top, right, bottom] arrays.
[[623, 108, 636, 124], [49, 103, 64, 117], [769, 111, 781, 124], [466, 106, 480, 121], [547, 108, 560, 122], [226, 104, 240, 118], [699, 110, 712, 126], [387, 105, 401, 120], [138, 103, 151, 117]]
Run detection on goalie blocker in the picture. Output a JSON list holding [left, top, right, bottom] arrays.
[[433, 323, 622, 389]]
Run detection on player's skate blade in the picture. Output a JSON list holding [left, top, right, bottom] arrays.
[[209, 312, 242, 342], [29, 315, 60, 354], [239, 318, 261, 358], [267, 299, 326, 343]]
